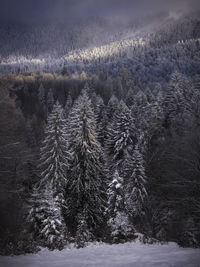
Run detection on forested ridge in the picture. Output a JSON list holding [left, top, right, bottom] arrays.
[[1, 12, 200, 86], [0, 11, 200, 255]]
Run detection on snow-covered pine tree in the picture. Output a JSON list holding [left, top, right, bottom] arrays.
[[27, 186, 67, 250], [38, 101, 69, 204], [87, 78, 96, 98], [106, 100, 135, 174], [106, 95, 119, 123], [130, 89, 152, 155], [65, 89, 107, 245], [87, 90, 106, 146], [154, 85, 164, 119], [75, 208, 94, 248], [125, 144, 148, 226], [94, 95, 106, 145], [143, 85, 165, 154], [97, 94, 119, 146], [131, 90, 148, 119], [97, 107, 108, 147], [28, 101, 70, 248], [107, 170, 135, 243], [163, 71, 190, 134], [131, 89, 148, 133]]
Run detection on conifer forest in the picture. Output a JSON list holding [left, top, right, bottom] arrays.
[[0, 1, 200, 265]]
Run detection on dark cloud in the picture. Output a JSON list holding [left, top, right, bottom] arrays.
[[0, 0, 199, 23]]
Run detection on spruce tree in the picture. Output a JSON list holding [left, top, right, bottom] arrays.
[[65, 89, 107, 244], [107, 100, 135, 174], [28, 102, 69, 248], [125, 145, 148, 222], [107, 170, 134, 243], [75, 208, 94, 247], [164, 71, 189, 134], [106, 95, 119, 123], [100, 94, 119, 145], [28, 187, 67, 250], [97, 108, 108, 147], [39, 101, 69, 203]]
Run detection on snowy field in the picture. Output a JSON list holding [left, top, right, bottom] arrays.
[[0, 241, 200, 267]]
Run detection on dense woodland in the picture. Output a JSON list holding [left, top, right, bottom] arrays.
[[0, 11, 200, 255], [1, 13, 200, 86]]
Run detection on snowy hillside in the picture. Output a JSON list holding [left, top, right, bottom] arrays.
[[0, 12, 200, 81], [1, 241, 200, 267]]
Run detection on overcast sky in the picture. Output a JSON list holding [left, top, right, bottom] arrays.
[[0, 0, 199, 23]]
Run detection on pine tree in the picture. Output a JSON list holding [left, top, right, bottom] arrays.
[[96, 98, 108, 147], [65, 89, 107, 243], [100, 94, 120, 145], [87, 78, 96, 98], [95, 95, 104, 118], [27, 102, 69, 249], [27, 187, 67, 250], [154, 85, 164, 119], [38, 101, 69, 203], [75, 208, 94, 248], [164, 71, 190, 134], [107, 170, 134, 243], [106, 95, 119, 123], [125, 145, 148, 222], [131, 90, 150, 155], [131, 89, 148, 130], [107, 100, 135, 174]]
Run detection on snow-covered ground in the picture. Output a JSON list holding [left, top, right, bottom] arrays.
[[1, 241, 200, 267]]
